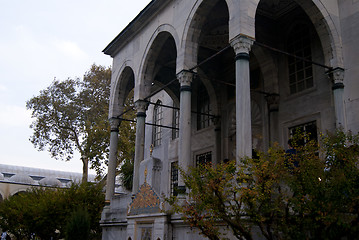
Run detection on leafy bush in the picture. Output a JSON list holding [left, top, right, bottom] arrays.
[[167, 130, 359, 240], [0, 183, 104, 240], [65, 208, 90, 240]]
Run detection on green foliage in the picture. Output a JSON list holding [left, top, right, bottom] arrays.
[[167, 130, 359, 240], [0, 183, 105, 240], [65, 208, 90, 240], [26, 64, 112, 182], [119, 158, 134, 191], [117, 90, 136, 190], [26, 64, 136, 183]]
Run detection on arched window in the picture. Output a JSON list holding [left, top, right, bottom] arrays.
[[287, 23, 313, 94], [153, 100, 163, 147]]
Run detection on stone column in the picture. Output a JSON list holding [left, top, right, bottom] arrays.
[[105, 117, 120, 202], [266, 93, 280, 144], [231, 35, 254, 163], [132, 100, 148, 194], [177, 70, 193, 191], [214, 117, 221, 165], [331, 67, 346, 130]]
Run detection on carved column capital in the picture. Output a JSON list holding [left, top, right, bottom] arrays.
[[134, 100, 149, 115], [109, 117, 120, 132], [265, 93, 280, 112], [329, 67, 345, 91], [177, 70, 193, 87], [230, 35, 254, 56]]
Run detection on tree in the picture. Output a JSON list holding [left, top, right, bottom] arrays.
[[0, 183, 105, 240], [167, 130, 359, 240], [26, 64, 136, 182]]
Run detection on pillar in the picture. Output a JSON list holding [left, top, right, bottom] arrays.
[[331, 67, 346, 130], [230, 35, 254, 163], [266, 93, 280, 144], [132, 100, 148, 194], [177, 70, 193, 191], [105, 117, 120, 202]]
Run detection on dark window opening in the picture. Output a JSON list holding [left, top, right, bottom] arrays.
[[153, 100, 163, 147], [172, 106, 179, 139], [197, 82, 211, 130], [287, 23, 313, 94], [171, 162, 178, 196], [196, 151, 212, 166], [289, 121, 317, 146]]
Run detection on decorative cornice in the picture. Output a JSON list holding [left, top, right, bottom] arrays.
[[230, 35, 254, 55], [177, 70, 193, 87]]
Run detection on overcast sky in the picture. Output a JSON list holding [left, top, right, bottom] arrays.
[[0, 0, 151, 174]]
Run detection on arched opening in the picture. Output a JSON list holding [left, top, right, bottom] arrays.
[[255, 0, 335, 146], [141, 31, 178, 102]]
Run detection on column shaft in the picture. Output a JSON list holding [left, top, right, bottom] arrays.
[[231, 36, 254, 162], [177, 71, 193, 188], [105, 118, 120, 202], [331, 68, 346, 130], [132, 100, 148, 194]]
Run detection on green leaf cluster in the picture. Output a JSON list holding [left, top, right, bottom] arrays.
[[168, 130, 359, 240], [0, 183, 104, 240], [26, 64, 136, 183]]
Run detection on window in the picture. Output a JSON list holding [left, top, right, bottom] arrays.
[[172, 106, 179, 139], [287, 23, 313, 94], [153, 100, 163, 147], [289, 121, 317, 146], [196, 151, 212, 166], [170, 162, 178, 196], [197, 82, 211, 130]]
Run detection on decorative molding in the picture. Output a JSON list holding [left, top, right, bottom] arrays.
[[177, 70, 193, 87], [230, 35, 254, 55], [265, 93, 280, 112], [135, 100, 149, 113], [128, 182, 161, 215], [109, 117, 120, 132], [331, 67, 345, 85]]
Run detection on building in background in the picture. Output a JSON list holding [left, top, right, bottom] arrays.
[[101, 0, 359, 239], [0, 164, 95, 200]]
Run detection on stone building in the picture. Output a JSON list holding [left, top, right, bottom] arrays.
[[101, 0, 359, 239], [0, 164, 95, 200]]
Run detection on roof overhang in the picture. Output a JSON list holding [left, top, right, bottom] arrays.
[[103, 0, 170, 57]]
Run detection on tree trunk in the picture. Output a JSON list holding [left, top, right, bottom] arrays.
[[82, 158, 89, 183]]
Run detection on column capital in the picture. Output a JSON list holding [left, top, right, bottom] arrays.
[[230, 35, 254, 56], [333, 67, 345, 84], [177, 70, 193, 87], [265, 93, 280, 112], [327, 67, 345, 90], [109, 117, 121, 132], [134, 100, 149, 114]]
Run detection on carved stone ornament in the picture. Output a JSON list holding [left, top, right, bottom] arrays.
[[109, 117, 120, 131], [128, 181, 161, 215], [135, 100, 149, 113], [332, 67, 344, 85], [177, 70, 193, 86], [230, 35, 254, 55], [265, 93, 280, 111]]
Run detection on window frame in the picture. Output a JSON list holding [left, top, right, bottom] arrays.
[[286, 22, 314, 95], [152, 100, 163, 147]]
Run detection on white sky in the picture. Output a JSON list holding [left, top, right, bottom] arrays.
[[0, 0, 152, 174]]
